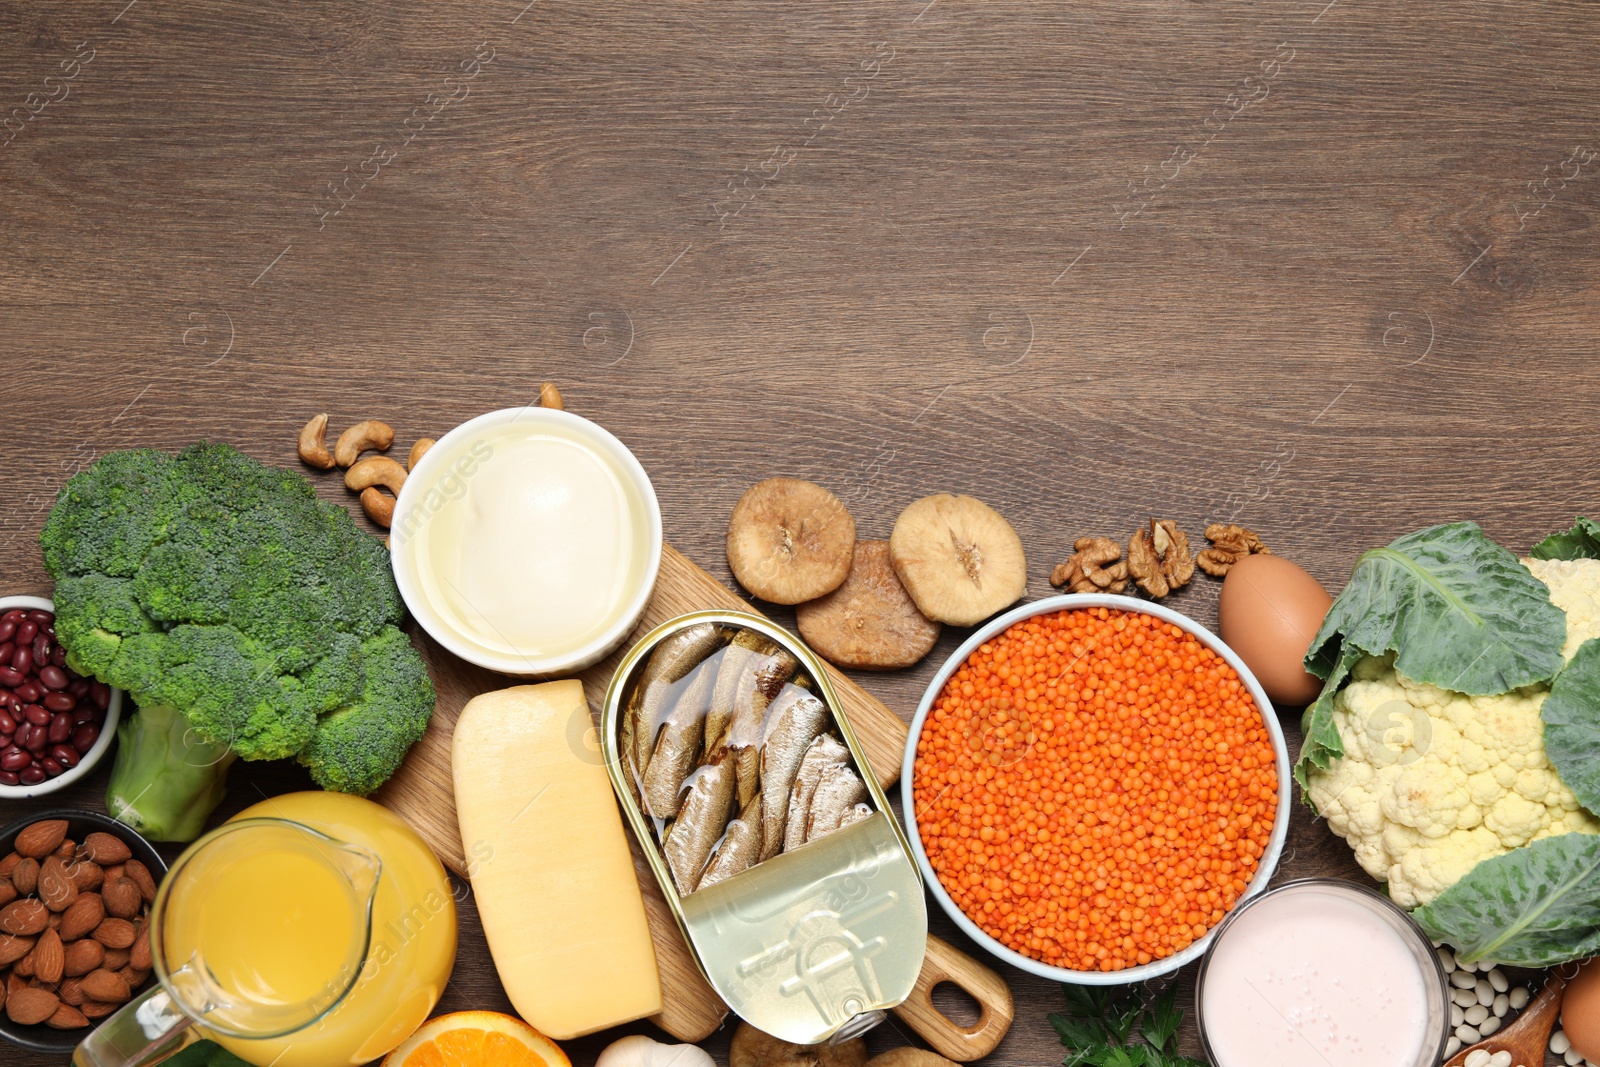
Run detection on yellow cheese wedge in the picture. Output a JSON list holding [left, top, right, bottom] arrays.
[[452, 680, 662, 1038]]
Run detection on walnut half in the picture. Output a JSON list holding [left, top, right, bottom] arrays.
[[1127, 519, 1195, 598], [1197, 522, 1271, 577], [1050, 536, 1129, 594]]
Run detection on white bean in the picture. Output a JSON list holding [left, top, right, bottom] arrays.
[[1438, 946, 1457, 972], [1446, 1036, 1462, 1057], [1476, 978, 1495, 1006], [1488, 1052, 1512, 1067], [1457, 1024, 1482, 1044], [1452, 970, 1479, 989], [1510, 986, 1530, 1009], [1492, 992, 1509, 1018], [1455, 987, 1480, 1007], [1554, 1030, 1572, 1054], [1488, 967, 1509, 992], [1465, 1004, 1490, 1026], [1452, 1004, 1465, 1027], [1480, 1015, 1501, 1036], [1567, 1048, 1583, 1066], [1464, 1049, 1493, 1067]]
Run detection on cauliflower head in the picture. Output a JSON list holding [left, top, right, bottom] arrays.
[[1304, 556, 1600, 908]]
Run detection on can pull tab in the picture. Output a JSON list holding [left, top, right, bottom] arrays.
[[830, 1010, 886, 1044]]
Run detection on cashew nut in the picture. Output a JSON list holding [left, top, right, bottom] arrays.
[[344, 455, 407, 495], [408, 438, 436, 472], [333, 419, 395, 468], [539, 381, 564, 410], [360, 487, 395, 528], [297, 414, 335, 470]]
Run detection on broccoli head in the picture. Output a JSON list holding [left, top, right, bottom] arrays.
[[41, 443, 435, 840]]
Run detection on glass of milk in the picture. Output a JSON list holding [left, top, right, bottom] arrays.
[[1195, 879, 1450, 1067]]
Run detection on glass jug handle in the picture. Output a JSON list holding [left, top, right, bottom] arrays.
[[72, 984, 203, 1067]]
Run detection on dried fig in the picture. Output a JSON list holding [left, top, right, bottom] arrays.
[[889, 493, 1027, 625], [797, 540, 940, 669], [727, 478, 856, 604]]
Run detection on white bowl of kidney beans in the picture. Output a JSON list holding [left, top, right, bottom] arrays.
[[0, 595, 120, 797]]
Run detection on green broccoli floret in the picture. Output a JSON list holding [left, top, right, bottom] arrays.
[[40, 443, 435, 841]]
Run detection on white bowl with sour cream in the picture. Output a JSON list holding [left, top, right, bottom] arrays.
[[391, 406, 663, 676]]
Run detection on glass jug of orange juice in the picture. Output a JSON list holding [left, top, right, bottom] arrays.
[[74, 792, 457, 1067]]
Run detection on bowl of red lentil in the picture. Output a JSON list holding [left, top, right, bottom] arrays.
[[901, 594, 1291, 984]]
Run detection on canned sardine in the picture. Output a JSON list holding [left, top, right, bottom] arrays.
[[602, 611, 927, 1044]]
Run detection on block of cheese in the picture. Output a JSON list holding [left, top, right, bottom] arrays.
[[452, 680, 662, 1038]]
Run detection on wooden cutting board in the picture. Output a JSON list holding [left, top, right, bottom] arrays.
[[378, 543, 917, 1043]]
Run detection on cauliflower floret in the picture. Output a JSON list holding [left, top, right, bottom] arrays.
[[1304, 557, 1600, 909]]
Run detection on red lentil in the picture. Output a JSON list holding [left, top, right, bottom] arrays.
[[912, 607, 1278, 972]]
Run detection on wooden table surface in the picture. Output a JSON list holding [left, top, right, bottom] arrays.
[[5, 0, 1597, 1064]]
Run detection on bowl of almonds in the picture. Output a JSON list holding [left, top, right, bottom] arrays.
[[0, 811, 164, 1053]]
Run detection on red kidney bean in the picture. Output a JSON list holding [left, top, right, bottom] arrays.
[[22, 704, 49, 727], [49, 646, 64, 668], [34, 635, 50, 663], [0, 770, 16, 786], [0, 643, 11, 665], [32, 611, 52, 625], [50, 744, 78, 768], [0, 733, 11, 750], [67, 679, 88, 698], [89, 681, 110, 710], [43, 692, 74, 713], [24, 726, 47, 753], [0, 710, 12, 734], [2, 747, 31, 771], [38, 666, 68, 691], [40, 758, 62, 777], [71, 722, 100, 752], [0, 621, 12, 643], [0, 610, 23, 625], [16, 621, 36, 645], [11, 647, 30, 675], [18, 766, 44, 785], [0, 666, 21, 688], [48, 713, 71, 744], [13, 682, 39, 703]]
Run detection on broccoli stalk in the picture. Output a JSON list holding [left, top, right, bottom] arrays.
[[106, 702, 237, 842], [41, 444, 436, 842]]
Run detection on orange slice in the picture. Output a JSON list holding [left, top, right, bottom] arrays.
[[383, 1011, 571, 1067]]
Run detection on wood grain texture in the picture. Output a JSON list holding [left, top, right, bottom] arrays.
[[376, 542, 914, 1043], [4, 0, 1597, 1063]]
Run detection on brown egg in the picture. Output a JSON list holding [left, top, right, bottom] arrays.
[[1217, 553, 1332, 706], [1562, 956, 1600, 1061]]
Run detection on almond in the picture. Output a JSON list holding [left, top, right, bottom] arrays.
[[117, 965, 150, 990], [80, 833, 132, 866], [11, 857, 39, 896], [101, 947, 130, 970], [0, 882, 15, 907], [80, 969, 130, 1003], [130, 926, 150, 971], [14, 820, 68, 860], [7, 970, 25, 999], [54, 838, 76, 863], [93, 917, 135, 949], [14, 945, 35, 977], [58, 977, 86, 1006], [102, 879, 141, 920], [123, 860, 157, 904], [60, 893, 104, 941], [0, 933, 32, 966], [5, 986, 59, 1025], [63, 938, 103, 977], [0, 853, 19, 879], [37, 856, 77, 913], [32, 927, 63, 985], [67, 859, 104, 892], [102, 864, 123, 884], [80, 999, 119, 1019], [46, 1002, 89, 1029], [0, 899, 48, 936]]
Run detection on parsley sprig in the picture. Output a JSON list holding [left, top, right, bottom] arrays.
[[1048, 983, 1207, 1067]]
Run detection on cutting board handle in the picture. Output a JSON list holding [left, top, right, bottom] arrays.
[[890, 934, 1014, 1062]]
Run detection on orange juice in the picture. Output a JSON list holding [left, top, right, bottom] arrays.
[[160, 793, 457, 1067]]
